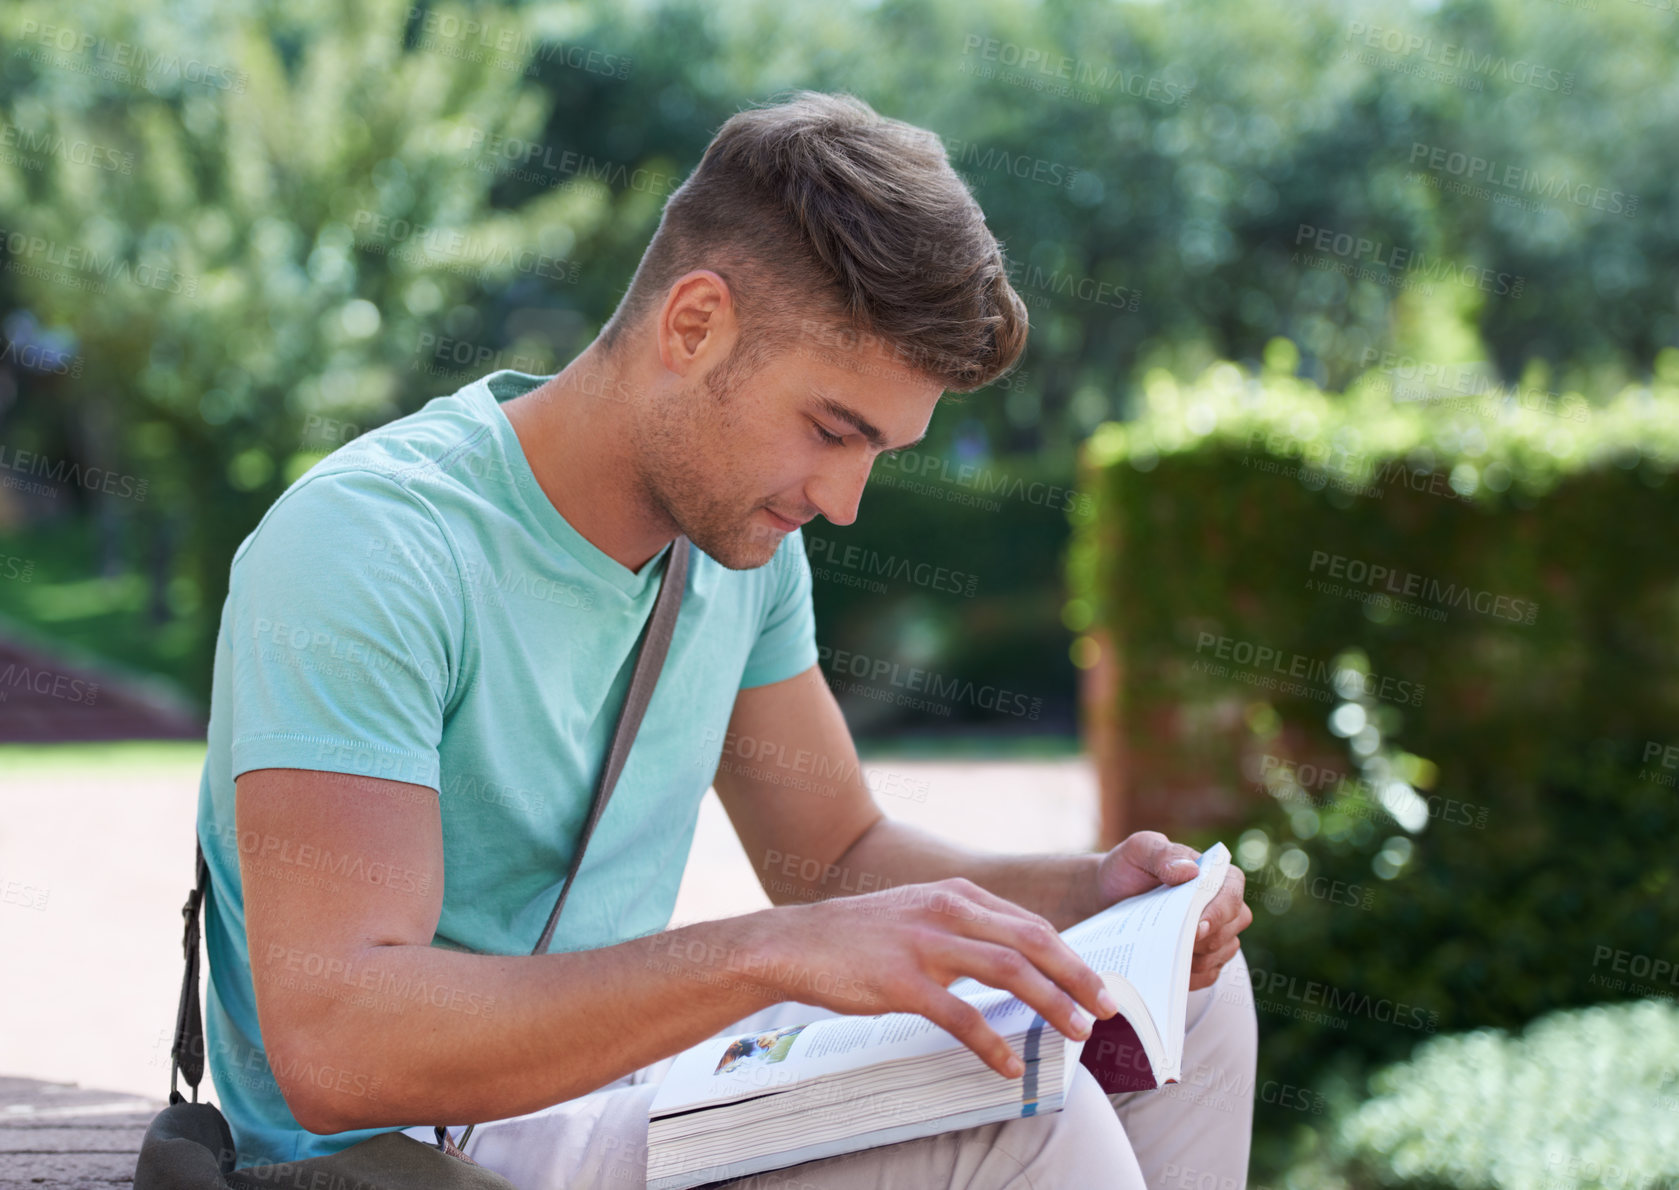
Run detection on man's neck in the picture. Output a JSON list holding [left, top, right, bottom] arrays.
[[499, 344, 678, 574]]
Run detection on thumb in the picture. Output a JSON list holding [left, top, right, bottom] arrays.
[[1127, 831, 1201, 884]]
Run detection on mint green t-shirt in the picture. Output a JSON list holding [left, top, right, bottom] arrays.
[[194, 369, 818, 1167]]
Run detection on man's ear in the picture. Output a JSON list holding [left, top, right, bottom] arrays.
[[656, 269, 739, 378]]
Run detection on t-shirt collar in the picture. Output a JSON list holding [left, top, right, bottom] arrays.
[[475, 369, 672, 600]]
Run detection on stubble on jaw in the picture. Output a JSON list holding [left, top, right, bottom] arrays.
[[632, 371, 786, 572]]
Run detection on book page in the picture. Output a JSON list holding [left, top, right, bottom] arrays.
[[1061, 843, 1229, 1042], [650, 986, 1047, 1117]]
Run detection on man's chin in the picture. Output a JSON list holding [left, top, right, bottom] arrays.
[[686, 523, 785, 571]]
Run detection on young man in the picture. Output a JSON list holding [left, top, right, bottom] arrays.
[[197, 91, 1255, 1188]]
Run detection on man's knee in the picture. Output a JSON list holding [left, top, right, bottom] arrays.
[[954, 1064, 1140, 1185], [1197, 948, 1258, 1054]]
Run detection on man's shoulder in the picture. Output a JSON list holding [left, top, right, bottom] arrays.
[[232, 389, 504, 571]]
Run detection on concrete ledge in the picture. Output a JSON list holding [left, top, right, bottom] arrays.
[[1, 1076, 159, 1188]]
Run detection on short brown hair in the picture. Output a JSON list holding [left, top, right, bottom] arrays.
[[599, 91, 1028, 393]]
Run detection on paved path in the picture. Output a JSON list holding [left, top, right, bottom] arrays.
[[0, 743, 1098, 1183]]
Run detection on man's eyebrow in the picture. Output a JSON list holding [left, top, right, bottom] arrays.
[[811, 393, 927, 452]]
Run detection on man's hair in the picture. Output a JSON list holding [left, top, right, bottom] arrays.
[[599, 91, 1028, 393]]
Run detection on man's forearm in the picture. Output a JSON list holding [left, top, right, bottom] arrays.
[[282, 908, 807, 1133], [815, 816, 1106, 931]]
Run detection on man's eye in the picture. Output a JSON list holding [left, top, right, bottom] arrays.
[[814, 423, 846, 446]]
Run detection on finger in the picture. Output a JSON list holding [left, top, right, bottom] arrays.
[[919, 880, 1116, 1021], [1122, 830, 1201, 885], [1197, 897, 1253, 953], [1195, 869, 1249, 942], [909, 984, 1024, 1078], [1196, 910, 1253, 963], [1191, 934, 1241, 973], [928, 935, 1097, 1044], [1188, 938, 1242, 990]]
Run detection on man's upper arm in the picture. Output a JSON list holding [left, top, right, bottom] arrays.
[[218, 470, 463, 1118], [237, 768, 444, 1119], [712, 665, 883, 901]]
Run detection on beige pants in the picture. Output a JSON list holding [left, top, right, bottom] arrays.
[[405, 950, 1257, 1189]]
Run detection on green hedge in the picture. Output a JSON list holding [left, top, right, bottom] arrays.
[[1067, 346, 1679, 1174], [1330, 999, 1679, 1190], [811, 448, 1085, 741]]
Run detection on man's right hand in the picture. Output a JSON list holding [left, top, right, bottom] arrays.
[[762, 878, 1120, 1078]]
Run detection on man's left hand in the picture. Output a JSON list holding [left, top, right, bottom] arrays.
[[1092, 830, 1252, 992]]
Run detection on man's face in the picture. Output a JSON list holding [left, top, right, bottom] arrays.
[[637, 335, 945, 570]]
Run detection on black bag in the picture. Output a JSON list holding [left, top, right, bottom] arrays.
[[136, 537, 692, 1189]]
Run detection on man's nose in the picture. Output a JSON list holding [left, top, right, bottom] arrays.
[[808, 453, 875, 527]]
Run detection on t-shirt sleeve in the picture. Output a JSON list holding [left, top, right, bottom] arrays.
[[224, 469, 464, 791], [738, 527, 819, 689]]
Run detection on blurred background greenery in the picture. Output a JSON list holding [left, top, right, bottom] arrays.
[[1, 0, 1674, 1184]]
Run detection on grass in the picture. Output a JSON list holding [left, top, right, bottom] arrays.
[[0, 737, 1079, 772], [0, 518, 210, 704], [0, 740, 206, 773], [856, 732, 1083, 760]]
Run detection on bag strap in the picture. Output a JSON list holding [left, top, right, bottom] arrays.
[[170, 535, 693, 1112], [169, 843, 210, 1104], [532, 534, 690, 955]]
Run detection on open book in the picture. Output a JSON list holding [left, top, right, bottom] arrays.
[[646, 842, 1231, 1190]]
